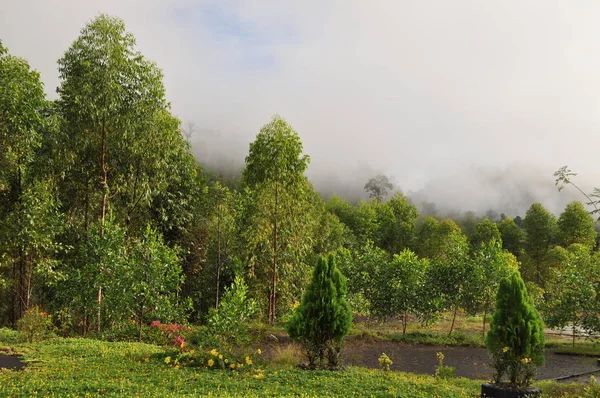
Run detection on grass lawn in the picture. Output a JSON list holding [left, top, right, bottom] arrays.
[[1, 338, 600, 397]]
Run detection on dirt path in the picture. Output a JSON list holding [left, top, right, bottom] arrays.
[[341, 342, 599, 381]]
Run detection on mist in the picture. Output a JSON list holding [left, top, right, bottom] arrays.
[[2, 0, 599, 215]]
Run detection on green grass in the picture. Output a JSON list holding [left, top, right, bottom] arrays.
[[1, 338, 600, 397]]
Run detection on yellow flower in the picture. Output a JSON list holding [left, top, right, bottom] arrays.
[[174, 365, 180, 370], [245, 356, 253, 365], [164, 356, 171, 364], [253, 372, 265, 379], [230, 363, 236, 369], [174, 359, 179, 365], [210, 349, 218, 356], [224, 359, 229, 363], [208, 359, 215, 367], [237, 363, 243, 369], [521, 357, 532, 364], [190, 350, 195, 355], [256, 349, 262, 355], [502, 346, 510, 353], [219, 354, 223, 359]]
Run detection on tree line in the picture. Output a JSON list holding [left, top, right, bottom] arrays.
[[1, 15, 599, 340]]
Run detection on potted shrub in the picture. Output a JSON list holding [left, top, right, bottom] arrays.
[[482, 271, 545, 398]]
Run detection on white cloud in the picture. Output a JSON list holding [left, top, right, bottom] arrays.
[[1, 0, 599, 213]]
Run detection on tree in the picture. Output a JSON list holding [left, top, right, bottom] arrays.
[[364, 175, 394, 201], [241, 115, 312, 324], [470, 218, 501, 251], [0, 40, 60, 326], [544, 244, 598, 346], [374, 192, 418, 254], [287, 254, 352, 369], [55, 15, 193, 331], [416, 217, 440, 258], [498, 217, 525, 257], [466, 241, 517, 339], [521, 203, 558, 286], [485, 271, 545, 387], [128, 225, 186, 341], [426, 224, 470, 336], [557, 201, 596, 250], [375, 249, 429, 333]]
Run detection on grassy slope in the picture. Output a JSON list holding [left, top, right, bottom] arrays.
[[1, 339, 599, 397]]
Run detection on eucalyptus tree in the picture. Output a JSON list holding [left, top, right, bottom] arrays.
[[55, 14, 195, 331], [0, 41, 63, 325], [241, 115, 314, 324]]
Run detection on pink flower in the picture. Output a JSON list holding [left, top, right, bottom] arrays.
[[150, 320, 161, 327]]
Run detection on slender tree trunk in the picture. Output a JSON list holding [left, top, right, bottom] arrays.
[[448, 306, 458, 337], [269, 186, 279, 325], [215, 199, 221, 309], [403, 311, 408, 334], [138, 305, 144, 342], [573, 321, 576, 347], [482, 308, 487, 342], [98, 120, 108, 334]]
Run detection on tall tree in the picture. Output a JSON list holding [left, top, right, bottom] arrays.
[[498, 217, 525, 257], [557, 201, 596, 250], [241, 115, 312, 324], [521, 203, 558, 286], [364, 175, 394, 201], [55, 14, 190, 331], [0, 41, 62, 325]]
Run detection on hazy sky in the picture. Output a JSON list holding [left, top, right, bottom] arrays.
[[1, 1, 598, 213]]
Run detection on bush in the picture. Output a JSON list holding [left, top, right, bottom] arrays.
[[287, 254, 352, 369], [207, 276, 257, 349], [378, 353, 393, 371], [17, 306, 53, 342], [485, 271, 545, 388], [0, 327, 20, 344]]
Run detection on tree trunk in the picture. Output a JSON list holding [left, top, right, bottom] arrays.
[[268, 186, 279, 325], [482, 309, 487, 342], [215, 199, 221, 309], [448, 307, 458, 337], [402, 311, 408, 334], [98, 120, 108, 334], [573, 321, 576, 347], [138, 305, 144, 342]]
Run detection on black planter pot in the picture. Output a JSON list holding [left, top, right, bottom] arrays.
[[481, 383, 541, 398]]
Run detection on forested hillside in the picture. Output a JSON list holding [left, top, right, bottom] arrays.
[[2, 14, 600, 341]]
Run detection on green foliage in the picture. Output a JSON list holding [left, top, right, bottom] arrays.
[[287, 254, 352, 368], [374, 192, 418, 254], [128, 225, 187, 338], [544, 244, 599, 343], [465, 240, 517, 337], [17, 306, 53, 343], [207, 276, 258, 349], [557, 201, 596, 250], [373, 249, 428, 331], [522, 203, 558, 286], [469, 218, 501, 251], [240, 115, 316, 324], [498, 217, 525, 257], [0, 327, 19, 344], [434, 352, 455, 379], [378, 352, 393, 371], [485, 272, 545, 388]]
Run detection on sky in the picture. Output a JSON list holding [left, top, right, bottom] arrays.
[[1, 0, 598, 215]]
